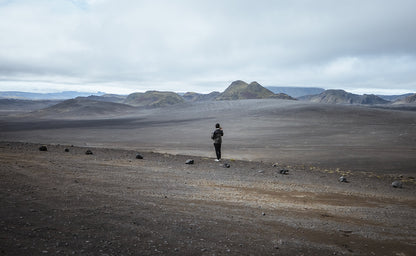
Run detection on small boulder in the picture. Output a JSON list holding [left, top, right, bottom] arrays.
[[223, 163, 231, 168], [64, 148, 70, 152], [279, 169, 289, 175], [136, 154, 143, 159], [185, 159, 194, 164], [391, 180, 403, 188], [85, 149, 93, 155], [338, 176, 348, 183], [39, 145, 48, 151]]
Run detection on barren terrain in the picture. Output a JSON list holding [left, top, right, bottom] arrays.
[[1, 99, 416, 255]]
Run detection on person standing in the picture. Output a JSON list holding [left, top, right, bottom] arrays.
[[211, 123, 224, 161]]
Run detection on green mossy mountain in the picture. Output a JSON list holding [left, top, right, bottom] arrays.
[[182, 91, 221, 102], [124, 91, 184, 107], [216, 80, 293, 100]]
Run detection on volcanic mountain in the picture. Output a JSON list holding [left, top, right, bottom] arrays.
[[124, 91, 184, 107], [300, 89, 389, 105], [182, 91, 221, 102], [216, 80, 294, 100], [394, 93, 416, 104]]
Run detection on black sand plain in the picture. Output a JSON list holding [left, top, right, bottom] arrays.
[[1, 99, 415, 255]]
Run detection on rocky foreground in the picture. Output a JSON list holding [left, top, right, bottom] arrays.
[[1, 142, 415, 255]]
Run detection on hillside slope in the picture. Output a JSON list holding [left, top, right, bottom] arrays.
[[124, 91, 184, 107], [217, 81, 294, 100], [300, 89, 389, 105], [33, 98, 137, 118], [393, 93, 416, 104], [182, 91, 220, 102]]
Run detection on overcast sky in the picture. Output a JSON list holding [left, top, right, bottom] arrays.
[[0, 0, 415, 95]]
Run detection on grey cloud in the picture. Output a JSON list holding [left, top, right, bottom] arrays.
[[0, 0, 415, 94]]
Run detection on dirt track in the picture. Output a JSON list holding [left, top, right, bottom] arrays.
[[1, 142, 415, 255]]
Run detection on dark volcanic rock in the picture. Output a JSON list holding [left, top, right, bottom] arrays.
[[223, 163, 231, 168], [339, 176, 348, 183], [85, 149, 93, 155], [391, 180, 403, 188], [279, 169, 289, 175], [39, 145, 48, 151], [136, 154, 144, 159], [185, 159, 194, 164]]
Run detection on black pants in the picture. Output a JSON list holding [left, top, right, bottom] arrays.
[[214, 143, 221, 160]]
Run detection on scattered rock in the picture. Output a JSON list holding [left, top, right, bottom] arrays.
[[64, 148, 69, 152], [391, 180, 403, 188], [338, 176, 348, 183], [258, 170, 264, 173], [136, 154, 143, 159], [39, 145, 48, 151], [262, 212, 266, 216], [185, 159, 194, 164], [223, 163, 231, 168], [272, 163, 279, 167], [279, 169, 289, 175], [85, 149, 93, 155]]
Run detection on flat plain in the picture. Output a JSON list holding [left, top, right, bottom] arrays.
[[1, 99, 415, 255]]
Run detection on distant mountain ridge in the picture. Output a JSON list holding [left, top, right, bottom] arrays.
[[377, 93, 414, 101], [0, 91, 105, 100], [266, 86, 325, 98], [393, 93, 416, 104], [3, 85, 415, 115], [300, 89, 389, 105], [0, 99, 62, 112], [84, 94, 127, 103]]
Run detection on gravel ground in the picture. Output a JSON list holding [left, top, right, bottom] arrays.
[[1, 141, 415, 255]]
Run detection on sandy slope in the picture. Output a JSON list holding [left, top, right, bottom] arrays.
[[0, 142, 415, 255]]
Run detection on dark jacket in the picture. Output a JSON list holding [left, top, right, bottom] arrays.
[[212, 128, 223, 144]]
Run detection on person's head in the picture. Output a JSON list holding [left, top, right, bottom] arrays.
[[215, 123, 220, 129]]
